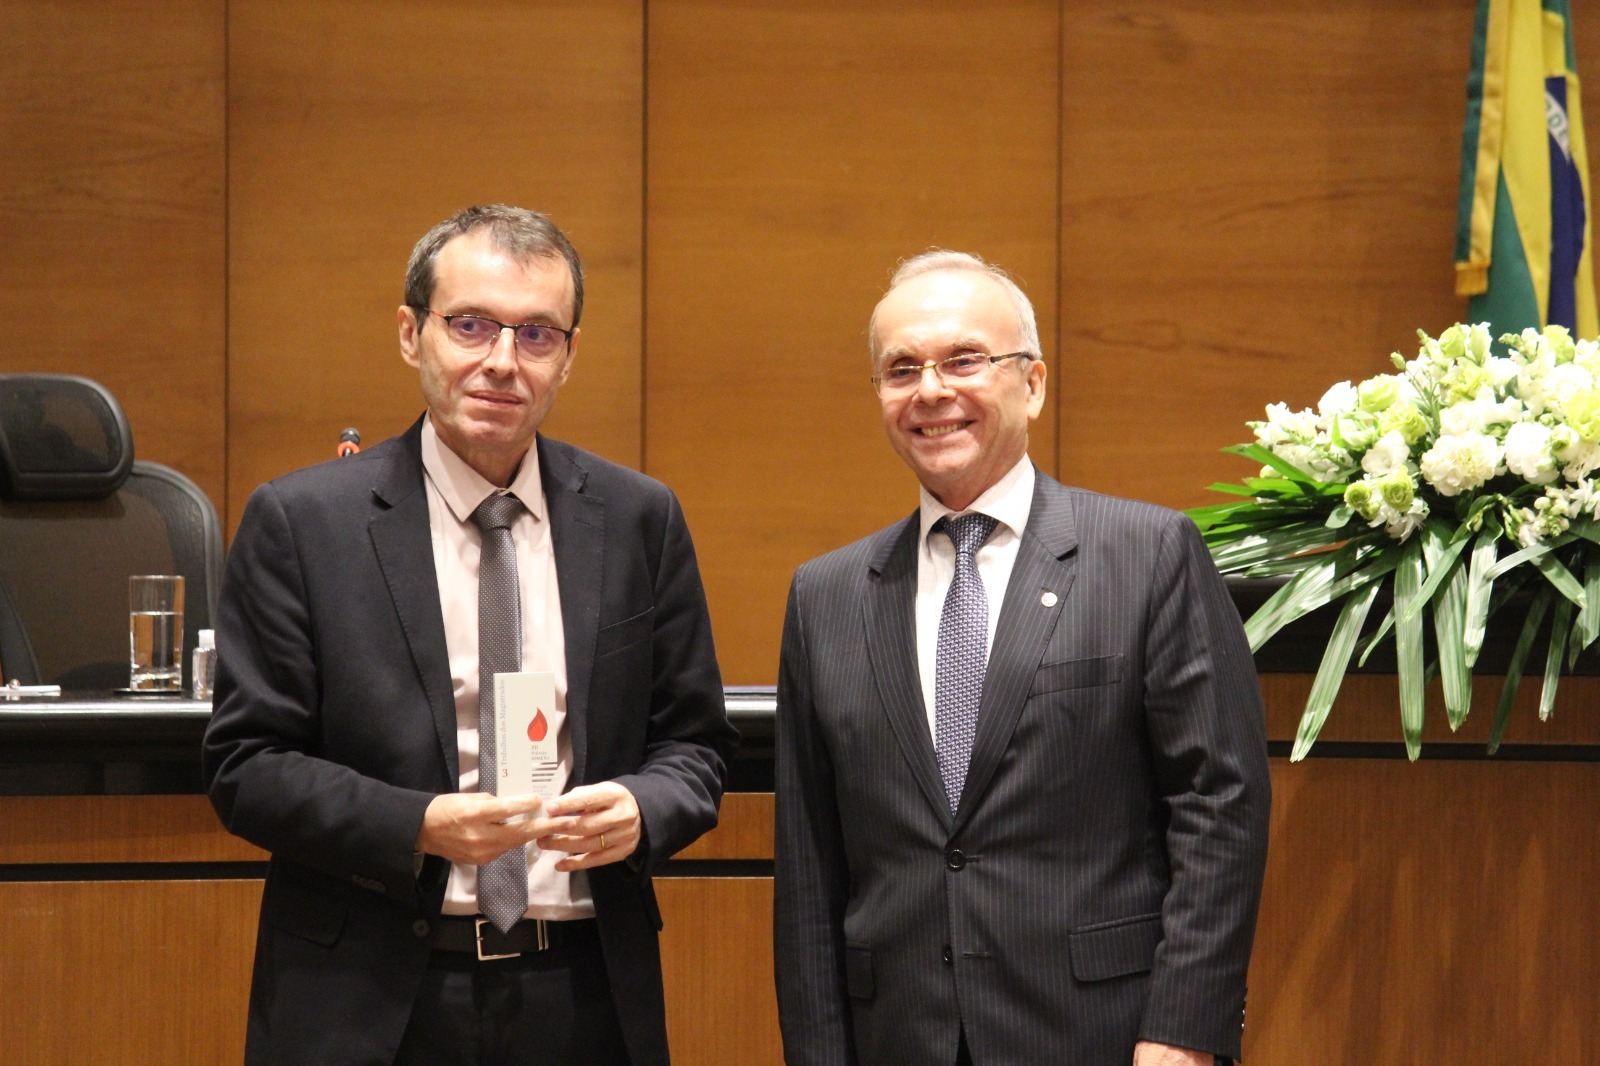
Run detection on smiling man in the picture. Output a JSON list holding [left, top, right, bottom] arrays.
[[203, 204, 734, 1066], [773, 251, 1271, 1066]]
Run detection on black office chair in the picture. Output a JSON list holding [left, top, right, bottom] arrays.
[[0, 374, 223, 690]]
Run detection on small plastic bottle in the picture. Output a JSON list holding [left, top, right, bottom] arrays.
[[192, 628, 217, 700]]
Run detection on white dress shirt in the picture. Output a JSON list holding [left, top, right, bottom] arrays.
[[420, 417, 594, 920], [914, 455, 1036, 740]]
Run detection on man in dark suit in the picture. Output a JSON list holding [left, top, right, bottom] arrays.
[[203, 204, 734, 1066], [774, 251, 1270, 1065]]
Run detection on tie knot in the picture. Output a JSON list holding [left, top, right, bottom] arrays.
[[937, 513, 998, 559], [471, 492, 524, 534]]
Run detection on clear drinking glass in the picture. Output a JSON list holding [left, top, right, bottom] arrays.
[[129, 574, 185, 691]]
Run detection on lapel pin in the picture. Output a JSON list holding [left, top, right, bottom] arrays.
[[1040, 590, 1058, 608]]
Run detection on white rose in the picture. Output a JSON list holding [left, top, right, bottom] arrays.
[[1561, 441, 1600, 482], [1317, 381, 1359, 420], [1468, 323, 1494, 361], [1419, 432, 1503, 496], [1546, 362, 1594, 411], [1487, 356, 1521, 388], [1262, 402, 1319, 443], [1503, 421, 1558, 484], [1378, 497, 1429, 542], [1361, 430, 1412, 477]]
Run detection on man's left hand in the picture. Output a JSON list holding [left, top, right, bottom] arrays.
[[534, 781, 642, 871], [1133, 1041, 1212, 1066]]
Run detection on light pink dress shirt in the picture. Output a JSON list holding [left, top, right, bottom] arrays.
[[420, 417, 594, 920]]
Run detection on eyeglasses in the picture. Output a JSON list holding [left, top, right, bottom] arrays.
[[872, 351, 1034, 394], [420, 308, 574, 362]]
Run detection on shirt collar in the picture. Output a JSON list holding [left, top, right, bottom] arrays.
[[917, 454, 1035, 549], [420, 415, 546, 525]]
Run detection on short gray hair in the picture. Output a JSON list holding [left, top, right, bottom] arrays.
[[869, 249, 1041, 365], [404, 204, 585, 327]]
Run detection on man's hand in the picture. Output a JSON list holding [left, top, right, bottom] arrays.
[[1133, 1041, 1212, 1066], [535, 781, 643, 871], [414, 792, 546, 866]]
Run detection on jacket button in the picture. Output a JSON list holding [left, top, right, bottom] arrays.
[[412, 919, 430, 938], [946, 849, 965, 870], [942, 945, 953, 965]]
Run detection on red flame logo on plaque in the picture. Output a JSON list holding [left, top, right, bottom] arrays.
[[527, 708, 549, 743]]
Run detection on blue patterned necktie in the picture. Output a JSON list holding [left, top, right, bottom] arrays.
[[471, 492, 529, 933], [934, 512, 999, 814]]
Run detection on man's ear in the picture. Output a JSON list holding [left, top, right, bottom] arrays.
[[556, 327, 580, 386], [1025, 358, 1048, 420], [398, 305, 422, 369]]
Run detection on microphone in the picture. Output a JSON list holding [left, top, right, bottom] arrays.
[[337, 427, 361, 458]]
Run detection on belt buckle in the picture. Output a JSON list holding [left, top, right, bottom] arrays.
[[474, 917, 521, 961]]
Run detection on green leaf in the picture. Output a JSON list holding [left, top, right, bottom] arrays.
[[1393, 540, 1427, 761], [1399, 519, 1473, 623], [1290, 580, 1382, 761], [1541, 596, 1575, 721], [1221, 443, 1335, 487], [1461, 527, 1501, 668], [1357, 607, 1395, 668], [1242, 551, 1341, 651], [1532, 551, 1587, 607], [1242, 543, 1398, 651], [1489, 589, 1552, 754], [1485, 533, 1575, 581], [1574, 554, 1600, 657], [1422, 523, 1472, 730], [1326, 505, 1355, 530], [1208, 523, 1352, 574]]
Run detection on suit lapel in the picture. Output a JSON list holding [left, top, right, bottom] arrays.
[[863, 515, 954, 831], [955, 473, 1080, 832], [368, 422, 459, 784], [538, 437, 604, 788]]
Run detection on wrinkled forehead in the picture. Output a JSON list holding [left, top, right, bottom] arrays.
[[872, 270, 1020, 358]]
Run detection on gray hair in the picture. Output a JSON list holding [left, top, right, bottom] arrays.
[[869, 249, 1041, 366], [404, 204, 585, 328]]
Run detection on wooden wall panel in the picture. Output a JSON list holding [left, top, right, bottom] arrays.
[[1250, 760, 1600, 1062], [0, 0, 226, 511], [0, 796, 263, 864], [225, 0, 644, 528], [1262, 673, 1600, 748], [658, 877, 782, 1065], [647, 0, 1062, 683], [1059, 1, 1477, 510], [0, 880, 260, 1064]]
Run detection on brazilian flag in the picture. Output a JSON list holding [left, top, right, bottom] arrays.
[[1456, 0, 1597, 339]]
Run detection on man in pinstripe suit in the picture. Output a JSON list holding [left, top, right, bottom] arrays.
[[774, 251, 1271, 1065]]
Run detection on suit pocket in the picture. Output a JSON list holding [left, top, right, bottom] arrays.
[[1067, 911, 1162, 982], [1029, 653, 1123, 697], [595, 607, 654, 659], [844, 944, 874, 1000], [263, 864, 349, 948]]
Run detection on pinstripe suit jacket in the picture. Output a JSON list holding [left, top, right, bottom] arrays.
[[774, 470, 1270, 1064]]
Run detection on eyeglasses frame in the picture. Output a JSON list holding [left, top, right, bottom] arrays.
[[871, 350, 1036, 393], [416, 306, 575, 362]]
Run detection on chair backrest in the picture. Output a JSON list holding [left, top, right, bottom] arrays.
[[0, 374, 223, 690]]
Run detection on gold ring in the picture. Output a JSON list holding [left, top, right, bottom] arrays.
[[600, 833, 608, 849]]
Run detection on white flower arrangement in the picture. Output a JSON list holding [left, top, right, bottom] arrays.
[[1193, 323, 1600, 759]]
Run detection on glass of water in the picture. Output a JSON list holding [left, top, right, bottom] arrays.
[[129, 574, 185, 691]]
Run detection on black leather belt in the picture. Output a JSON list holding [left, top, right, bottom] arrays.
[[428, 916, 596, 961]]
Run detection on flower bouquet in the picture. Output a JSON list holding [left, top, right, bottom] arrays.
[[1192, 323, 1600, 760]]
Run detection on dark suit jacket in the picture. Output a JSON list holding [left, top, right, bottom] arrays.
[[202, 420, 735, 1066], [774, 470, 1270, 1065]]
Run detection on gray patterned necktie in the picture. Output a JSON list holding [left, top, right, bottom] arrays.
[[934, 513, 999, 814], [471, 492, 528, 933]]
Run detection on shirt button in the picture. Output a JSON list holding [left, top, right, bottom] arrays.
[[412, 919, 431, 938], [946, 849, 966, 870], [942, 945, 953, 965]]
